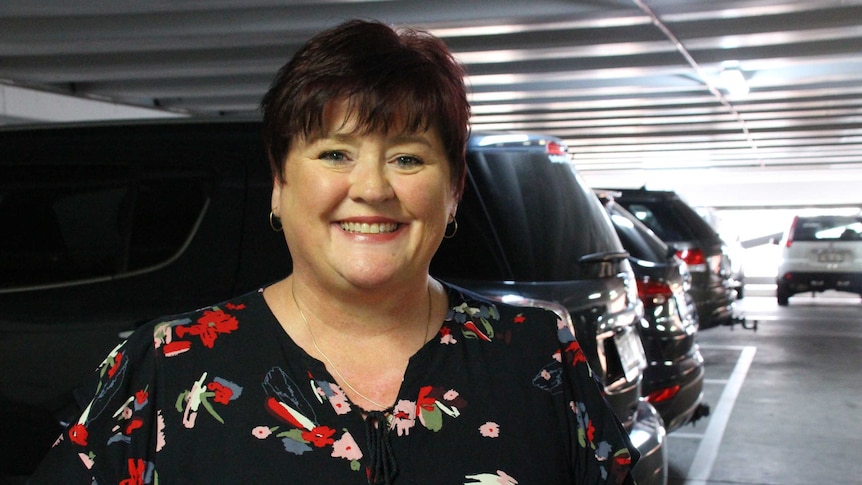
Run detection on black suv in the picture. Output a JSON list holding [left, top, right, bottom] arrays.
[[1, 123, 666, 484], [601, 188, 739, 330], [599, 193, 708, 433]]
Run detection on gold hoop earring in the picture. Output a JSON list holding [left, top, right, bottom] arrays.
[[269, 211, 283, 232], [444, 218, 458, 239]]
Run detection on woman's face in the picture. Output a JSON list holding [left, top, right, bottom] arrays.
[[271, 102, 457, 292]]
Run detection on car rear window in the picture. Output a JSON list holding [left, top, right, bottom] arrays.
[[607, 204, 669, 262], [792, 216, 862, 242], [619, 196, 721, 246], [431, 149, 623, 282]]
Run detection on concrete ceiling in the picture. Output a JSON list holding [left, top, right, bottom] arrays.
[[2, 0, 861, 208]]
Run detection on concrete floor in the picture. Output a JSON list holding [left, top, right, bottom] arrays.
[[665, 289, 862, 485]]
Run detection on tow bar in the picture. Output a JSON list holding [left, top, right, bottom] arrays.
[[727, 312, 757, 331], [689, 402, 711, 425]]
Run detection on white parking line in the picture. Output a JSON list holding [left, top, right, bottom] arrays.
[[683, 345, 757, 485]]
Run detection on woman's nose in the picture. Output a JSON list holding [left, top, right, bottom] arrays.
[[348, 157, 394, 203]]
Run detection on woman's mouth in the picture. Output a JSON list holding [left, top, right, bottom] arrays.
[[339, 221, 400, 234]]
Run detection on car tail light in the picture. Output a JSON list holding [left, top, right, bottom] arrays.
[[645, 385, 680, 404], [546, 141, 567, 156], [676, 248, 707, 272], [636, 278, 672, 306], [785, 215, 799, 247], [676, 248, 704, 265]]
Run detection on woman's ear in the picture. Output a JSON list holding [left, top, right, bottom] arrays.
[[271, 176, 283, 216]]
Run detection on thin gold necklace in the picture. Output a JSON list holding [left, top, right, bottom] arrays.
[[291, 281, 433, 411]]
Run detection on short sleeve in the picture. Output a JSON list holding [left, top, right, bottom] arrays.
[[29, 325, 161, 485]]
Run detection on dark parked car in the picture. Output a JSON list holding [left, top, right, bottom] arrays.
[[599, 193, 708, 433], [431, 133, 666, 484], [601, 188, 740, 330], [1, 123, 666, 484], [0, 121, 290, 480]]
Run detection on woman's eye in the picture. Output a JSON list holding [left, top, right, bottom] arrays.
[[319, 151, 347, 162], [394, 155, 423, 168]]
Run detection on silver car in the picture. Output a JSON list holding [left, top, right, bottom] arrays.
[[776, 214, 862, 305]]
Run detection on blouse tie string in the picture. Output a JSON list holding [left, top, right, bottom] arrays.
[[364, 409, 397, 485]]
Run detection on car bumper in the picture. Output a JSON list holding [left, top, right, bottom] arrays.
[[630, 399, 668, 485], [643, 350, 705, 433], [777, 271, 862, 295]]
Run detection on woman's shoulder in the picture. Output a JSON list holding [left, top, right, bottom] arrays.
[[123, 288, 270, 360], [440, 280, 570, 343]]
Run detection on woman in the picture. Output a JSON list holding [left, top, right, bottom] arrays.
[[31, 20, 636, 484]]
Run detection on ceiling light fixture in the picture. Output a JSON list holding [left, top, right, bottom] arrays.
[[719, 67, 749, 97]]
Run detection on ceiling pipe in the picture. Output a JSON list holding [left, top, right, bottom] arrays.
[[631, 0, 762, 164]]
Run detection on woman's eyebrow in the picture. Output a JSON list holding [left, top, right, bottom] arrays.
[[389, 133, 434, 147]]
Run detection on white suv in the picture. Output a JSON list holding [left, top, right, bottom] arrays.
[[776, 214, 862, 305]]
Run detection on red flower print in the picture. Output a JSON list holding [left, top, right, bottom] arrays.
[[68, 423, 88, 446], [225, 302, 246, 310], [513, 313, 526, 324], [135, 389, 148, 405], [463, 321, 492, 341], [565, 340, 587, 365], [302, 425, 336, 447], [107, 352, 123, 378], [207, 381, 234, 404], [126, 416, 144, 435], [119, 458, 146, 485], [175, 309, 239, 348], [416, 386, 436, 414], [587, 419, 596, 444], [163, 340, 191, 357], [614, 454, 632, 467]]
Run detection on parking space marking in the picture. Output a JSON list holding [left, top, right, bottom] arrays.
[[684, 345, 757, 485]]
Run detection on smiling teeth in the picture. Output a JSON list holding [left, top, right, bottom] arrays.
[[340, 222, 398, 234]]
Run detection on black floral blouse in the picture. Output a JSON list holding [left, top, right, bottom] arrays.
[[31, 282, 637, 484]]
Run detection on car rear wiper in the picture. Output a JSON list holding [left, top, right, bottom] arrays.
[[578, 251, 630, 264]]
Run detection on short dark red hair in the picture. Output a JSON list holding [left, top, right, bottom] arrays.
[[261, 19, 469, 198]]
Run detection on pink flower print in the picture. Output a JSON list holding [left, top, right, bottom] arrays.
[[496, 470, 518, 484], [328, 384, 352, 415], [78, 452, 94, 469], [390, 399, 417, 436], [479, 422, 500, 438], [443, 390, 459, 401], [439, 326, 457, 344], [331, 431, 363, 461], [464, 470, 518, 484], [552, 349, 562, 363], [252, 426, 273, 439], [541, 369, 552, 381], [156, 412, 165, 452]]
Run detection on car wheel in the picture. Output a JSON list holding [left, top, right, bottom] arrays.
[[777, 289, 790, 306]]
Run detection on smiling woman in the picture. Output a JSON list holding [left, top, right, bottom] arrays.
[[30, 19, 637, 485]]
